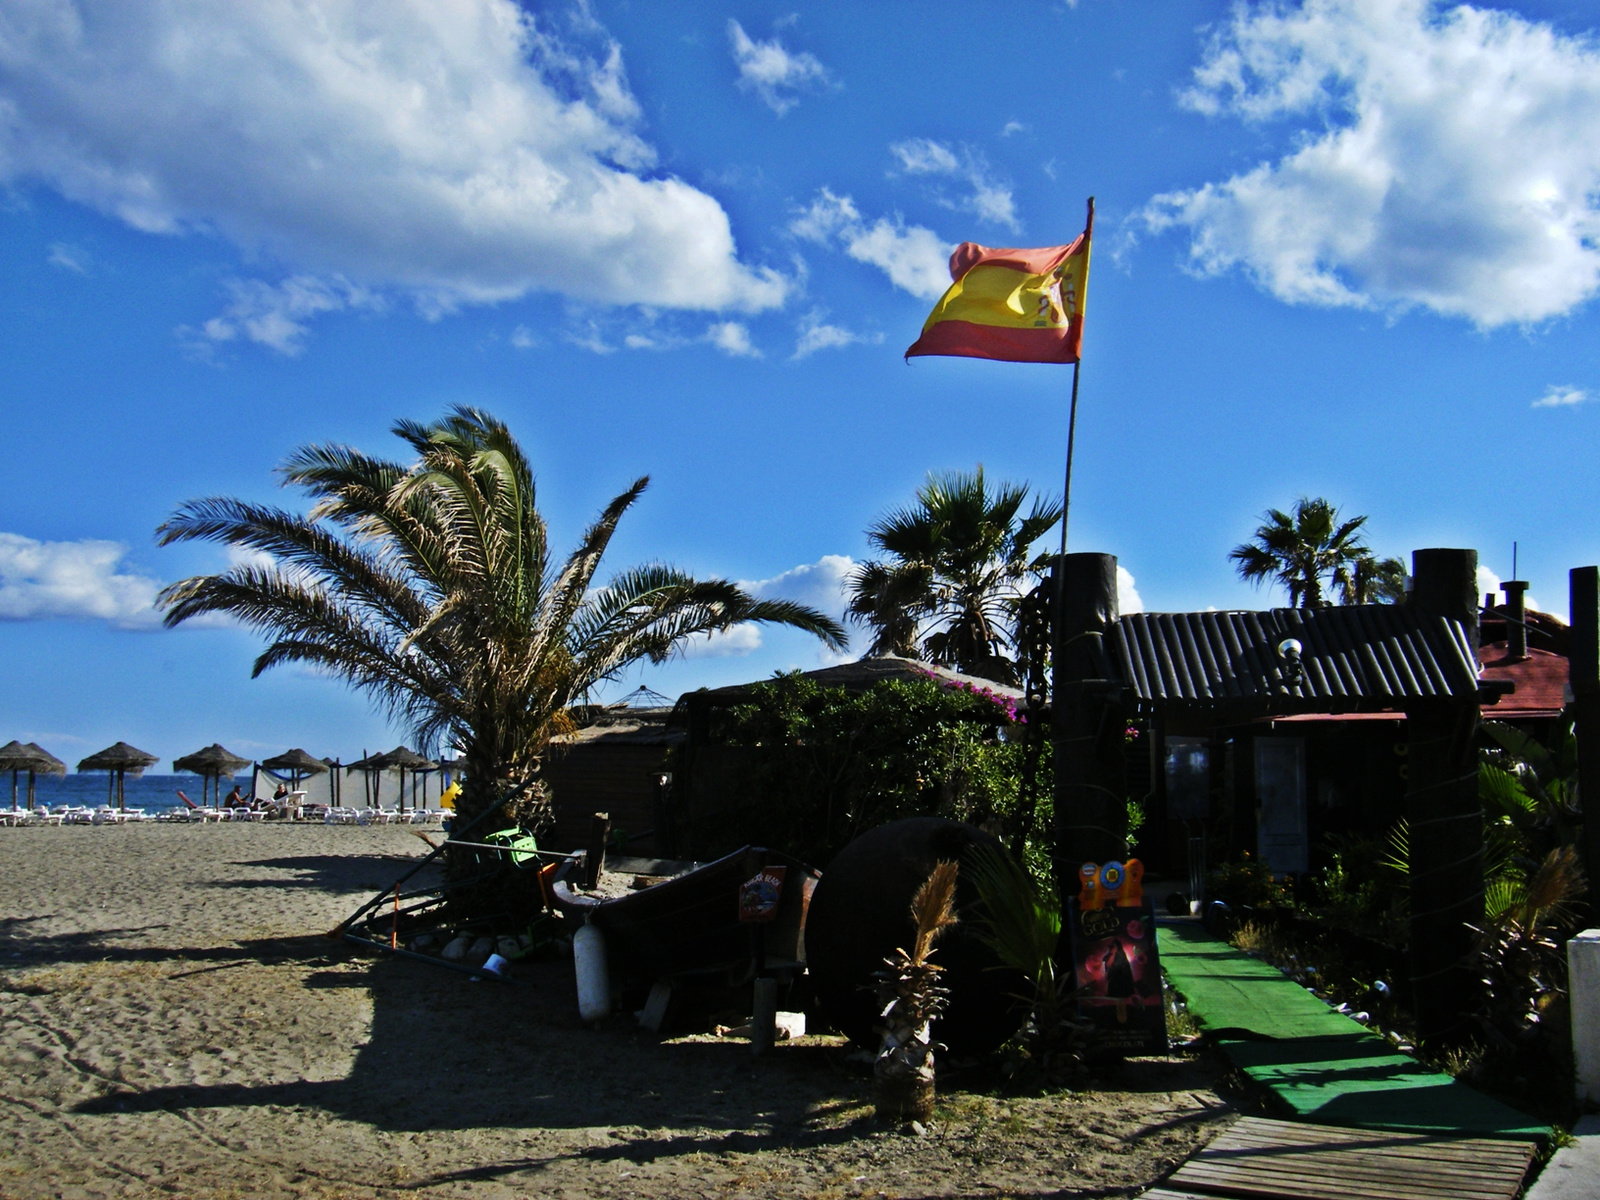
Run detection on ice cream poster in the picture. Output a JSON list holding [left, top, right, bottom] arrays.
[[1066, 901, 1168, 1055]]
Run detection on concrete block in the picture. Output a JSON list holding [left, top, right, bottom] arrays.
[[1524, 1114, 1600, 1200], [1570, 929, 1600, 1102]]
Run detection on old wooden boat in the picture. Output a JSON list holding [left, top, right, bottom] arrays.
[[550, 845, 819, 989]]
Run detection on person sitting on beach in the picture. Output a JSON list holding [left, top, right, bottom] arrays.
[[224, 786, 244, 807], [273, 783, 289, 801]]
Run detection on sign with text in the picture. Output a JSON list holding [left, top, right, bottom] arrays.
[[738, 865, 786, 923]]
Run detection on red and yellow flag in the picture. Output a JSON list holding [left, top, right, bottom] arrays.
[[905, 215, 1091, 365]]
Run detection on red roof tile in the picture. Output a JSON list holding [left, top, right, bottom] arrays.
[[1479, 644, 1568, 717]]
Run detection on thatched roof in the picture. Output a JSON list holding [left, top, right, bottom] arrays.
[[77, 742, 159, 773], [689, 655, 1026, 707], [553, 707, 684, 747], [373, 745, 436, 770], [0, 741, 67, 775], [173, 743, 251, 777], [22, 743, 67, 775], [261, 748, 329, 774]]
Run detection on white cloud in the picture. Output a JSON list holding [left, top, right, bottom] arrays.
[[727, 19, 831, 115], [1140, 0, 1600, 327], [1533, 385, 1589, 409], [563, 320, 616, 355], [888, 138, 1018, 231], [509, 324, 537, 350], [680, 623, 764, 658], [46, 242, 89, 273], [0, 2, 787, 353], [741, 554, 856, 617], [0, 533, 162, 629], [706, 320, 760, 357], [188, 275, 385, 357], [1117, 566, 1143, 615], [1000, 120, 1026, 138], [791, 189, 954, 300], [792, 309, 883, 359], [678, 555, 857, 662], [890, 138, 961, 176]]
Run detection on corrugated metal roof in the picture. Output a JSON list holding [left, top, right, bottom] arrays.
[[1110, 606, 1480, 707]]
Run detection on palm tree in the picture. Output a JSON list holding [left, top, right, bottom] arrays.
[[1340, 553, 1408, 605], [1228, 497, 1373, 609], [156, 408, 847, 831], [847, 468, 1061, 683]]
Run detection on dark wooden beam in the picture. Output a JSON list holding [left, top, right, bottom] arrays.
[[1570, 567, 1600, 901], [1051, 552, 1126, 914], [1405, 548, 1483, 1046]]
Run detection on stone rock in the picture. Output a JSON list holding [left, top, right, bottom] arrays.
[[805, 817, 1028, 1057], [497, 936, 521, 959], [441, 936, 471, 963], [410, 932, 438, 953], [468, 935, 496, 966]]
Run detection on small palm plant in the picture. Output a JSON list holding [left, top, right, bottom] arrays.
[[872, 860, 959, 1123], [965, 843, 1093, 1081]]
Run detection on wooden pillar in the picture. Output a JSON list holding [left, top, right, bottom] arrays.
[[1570, 568, 1600, 901], [1051, 552, 1125, 915], [1405, 547, 1483, 1046], [583, 811, 611, 890]]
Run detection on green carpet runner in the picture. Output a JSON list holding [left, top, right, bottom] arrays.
[[1157, 920, 1546, 1141]]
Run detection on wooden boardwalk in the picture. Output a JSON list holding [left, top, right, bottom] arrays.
[[1142, 1117, 1535, 1200]]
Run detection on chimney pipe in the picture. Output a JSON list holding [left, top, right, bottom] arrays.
[[1503, 580, 1529, 660]]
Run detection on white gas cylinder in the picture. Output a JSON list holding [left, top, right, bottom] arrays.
[[573, 922, 611, 1022]]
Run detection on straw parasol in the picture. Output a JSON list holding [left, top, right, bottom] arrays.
[[172, 744, 250, 807], [77, 742, 159, 811], [373, 745, 437, 813], [0, 741, 66, 810], [321, 756, 344, 806], [260, 748, 329, 794], [22, 743, 67, 809], [344, 751, 385, 808]]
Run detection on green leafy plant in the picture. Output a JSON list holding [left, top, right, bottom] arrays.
[[158, 408, 845, 836], [680, 675, 1047, 865], [965, 843, 1093, 1083], [1207, 852, 1292, 909]]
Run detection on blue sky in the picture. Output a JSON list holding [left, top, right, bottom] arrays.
[[2, 0, 1598, 766]]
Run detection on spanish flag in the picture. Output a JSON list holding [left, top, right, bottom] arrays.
[[906, 212, 1091, 365]]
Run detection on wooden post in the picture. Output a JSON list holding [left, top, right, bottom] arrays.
[[1405, 548, 1483, 1046], [583, 811, 611, 890], [1052, 552, 1125, 917], [1570, 568, 1600, 901]]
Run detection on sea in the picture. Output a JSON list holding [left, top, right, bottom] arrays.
[[3, 770, 453, 814]]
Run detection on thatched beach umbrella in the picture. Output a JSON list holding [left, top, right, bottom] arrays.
[[0, 741, 66, 810], [321, 757, 343, 806], [260, 748, 329, 795], [344, 751, 384, 808], [77, 742, 159, 811], [22, 744, 66, 809], [172, 744, 250, 807], [374, 746, 437, 813]]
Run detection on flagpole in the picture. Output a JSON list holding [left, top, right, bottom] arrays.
[[1059, 358, 1081, 560], [1056, 197, 1093, 644]]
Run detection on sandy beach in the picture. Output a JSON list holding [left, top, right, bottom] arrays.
[[0, 824, 1234, 1199]]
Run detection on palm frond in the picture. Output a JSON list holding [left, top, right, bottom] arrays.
[[909, 860, 960, 966], [965, 842, 1059, 987]]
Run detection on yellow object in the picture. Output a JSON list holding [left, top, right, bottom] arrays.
[[439, 781, 460, 811]]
